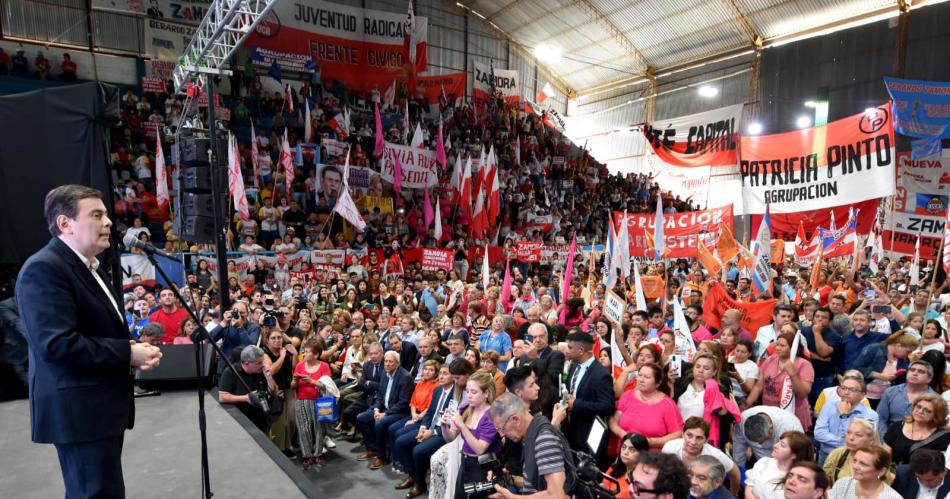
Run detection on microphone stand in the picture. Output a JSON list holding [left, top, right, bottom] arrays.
[[144, 252, 259, 499]]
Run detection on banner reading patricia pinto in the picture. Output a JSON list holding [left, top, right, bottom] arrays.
[[739, 104, 896, 214]]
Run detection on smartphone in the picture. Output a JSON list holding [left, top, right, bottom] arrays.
[[669, 355, 682, 379], [871, 305, 891, 314], [894, 369, 907, 378]]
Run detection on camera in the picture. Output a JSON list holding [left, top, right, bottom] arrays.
[[462, 453, 505, 498], [572, 450, 620, 499]]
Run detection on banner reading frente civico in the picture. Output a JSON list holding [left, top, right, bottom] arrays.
[[614, 205, 734, 258], [472, 61, 519, 104], [245, 0, 428, 92], [739, 104, 896, 214]]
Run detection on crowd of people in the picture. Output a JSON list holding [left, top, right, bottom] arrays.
[[104, 60, 950, 499]]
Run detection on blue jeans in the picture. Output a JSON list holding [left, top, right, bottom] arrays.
[[356, 409, 407, 457]]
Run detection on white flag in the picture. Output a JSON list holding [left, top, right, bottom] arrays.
[[410, 122, 425, 149], [482, 245, 490, 292], [332, 149, 366, 232], [227, 133, 250, 221], [154, 134, 169, 207], [304, 100, 313, 143], [434, 195, 443, 240], [633, 263, 648, 312]]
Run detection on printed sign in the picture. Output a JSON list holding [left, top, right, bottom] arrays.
[[144, 18, 197, 61], [379, 142, 440, 189], [472, 61, 519, 104], [614, 205, 734, 258], [603, 290, 626, 324]]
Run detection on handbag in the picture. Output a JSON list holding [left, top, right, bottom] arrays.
[[315, 396, 339, 423], [264, 390, 284, 416]]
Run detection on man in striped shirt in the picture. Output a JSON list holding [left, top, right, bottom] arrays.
[[489, 393, 570, 498]]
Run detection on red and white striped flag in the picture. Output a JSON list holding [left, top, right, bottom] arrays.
[[536, 82, 554, 105], [154, 134, 169, 207], [284, 84, 294, 113]]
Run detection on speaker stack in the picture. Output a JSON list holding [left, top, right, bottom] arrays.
[[176, 135, 228, 243]]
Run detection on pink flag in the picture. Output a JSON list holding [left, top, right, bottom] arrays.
[[154, 134, 169, 207], [393, 150, 403, 194], [435, 118, 446, 169], [423, 187, 434, 229], [500, 258, 513, 313], [227, 133, 250, 220], [374, 102, 385, 157], [250, 122, 260, 189], [561, 233, 577, 303], [304, 100, 313, 143]]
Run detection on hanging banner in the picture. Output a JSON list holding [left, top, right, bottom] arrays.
[[143, 0, 211, 25], [883, 76, 950, 139], [702, 282, 777, 335], [416, 73, 466, 108], [379, 143, 440, 189], [246, 0, 428, 92], [321, 138, 348, 158], [144, 60, 177, 80], [614, 205, 734, 258], [144, 18, 196, 61], [649, 163, 744, 213], [750, 199, 879, 242], [472, 61, 519, 105], [141, 77, 165, 93], [897, 149, 950, 194], [739, 105, 896, 214], [643, 104, 744, 167], [310, 249, 347, 282], [418, 248, 453, 272], [120, 254, 156, 289]]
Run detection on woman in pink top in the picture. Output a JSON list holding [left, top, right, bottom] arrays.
[[746, 327, 816, 430], [292, 339, 331, 469], [608, 363, 683, 450]]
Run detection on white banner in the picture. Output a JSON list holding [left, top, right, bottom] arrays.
[[379, 143, 439, 189], [121, 254, 155, 288], [885, 210, 946, 238], [472, 61, 519, 103], [92, 0, 145, 14], [144, 18, 197, 61], [897, 149, 950, 193], [145, 0, 212, 25], [649, 162, 743, 213]]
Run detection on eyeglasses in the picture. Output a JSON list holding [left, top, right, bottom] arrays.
[[626, 475, 661, 496], [494, 415, 514, 434], [838, 385, 862, 394]]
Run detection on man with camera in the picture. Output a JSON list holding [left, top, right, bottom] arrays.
[[488, 393, 572, 498], [218, 345, 278, 431], [209, 302, 254, 376]]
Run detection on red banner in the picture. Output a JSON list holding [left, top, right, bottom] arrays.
[[614, 205, 734, 258], [702, 282, 776, 336], [418, 248, 453, 272], [751, 199, 879, 242], [643, 104, 743, 168], [416, 73, 466, 105], [883, 231, 941, 259], [246, 0, 428, 93], [516, 242, 542, 263], [141, 77, 165, 93]]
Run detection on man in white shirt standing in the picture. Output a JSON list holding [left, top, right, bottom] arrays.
[[661, 417, 740, 496]]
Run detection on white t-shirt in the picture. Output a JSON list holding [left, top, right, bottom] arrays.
[[677, 383, 706, 421], [745, 457, 785, 499], [730, 359, 759, 398], [661, 439, 735, 472]]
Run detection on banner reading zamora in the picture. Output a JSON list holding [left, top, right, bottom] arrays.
[[739, 104, 896, 214]]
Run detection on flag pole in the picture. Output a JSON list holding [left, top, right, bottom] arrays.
[[928, 244, 942, 294]]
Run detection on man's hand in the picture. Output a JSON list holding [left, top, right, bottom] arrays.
[[566, 394, 575, 411], [552, 402, 567, 427], [131, 342, 162, 370], [416, 428, 433, 442], [523, 340, 537, 358], [489, 484, 516, 499], [836, 400, 854, 415]]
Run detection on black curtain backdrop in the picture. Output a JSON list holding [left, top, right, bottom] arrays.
[[0, 82, 117, 265]]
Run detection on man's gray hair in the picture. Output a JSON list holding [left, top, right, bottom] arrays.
[[852, 309, 871, 320], [527, 322, 548, 339], [840, 374, 867, 392], [910, 360, 934, 379], [140, 322, 165, 338], [240, 345, 265, 363], [489, 392, 527, 421], [831, 314, 852, 333], [367, 342, 383, 353], [384, 350, 400, 362], [692, 455, 725, 484]]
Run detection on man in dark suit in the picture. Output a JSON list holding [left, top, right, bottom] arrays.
[[356, 350, 414, 470], [518, 322, 565, 386], [341, 342, 384, 437], [390, 332, 419, 373], [393, 364, 454, 497], [409, 336, 443, 382], [16, 185, 162, 498], [561, 332, 614, 455], [891, 449, 950, 499]]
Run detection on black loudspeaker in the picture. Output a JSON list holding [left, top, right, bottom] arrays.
[[180, 216, 217, 242], [182, 164, 213, 191], [179, 137, 227, 164], [181, 192, 218, 217], [136, 344, 214, 382]]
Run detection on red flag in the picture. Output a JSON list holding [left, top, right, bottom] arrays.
[[486, 153, 500, 223], [154, 134, 169, 207], [280, 129, 294, 197], [536, 83, 554, 105], [561, 234, 577, 302], [471, 185, 486, 239], [284, 84, 294, 113]]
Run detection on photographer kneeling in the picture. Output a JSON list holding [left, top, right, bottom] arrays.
[[489, 393, 572, 498], [218, 345, 278, 432]]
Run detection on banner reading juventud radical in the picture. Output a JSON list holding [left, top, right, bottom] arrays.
[[472, 61, 519, 105], [739, 104, 896, 214], [246, 0, 428, 92], [379, 143, 440, 189], [614, 205, 734, 258]]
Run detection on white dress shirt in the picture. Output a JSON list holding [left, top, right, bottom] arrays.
[[62, 239, 122, 319]]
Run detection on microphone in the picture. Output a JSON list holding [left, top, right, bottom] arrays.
[[123, 233, 182, 262]]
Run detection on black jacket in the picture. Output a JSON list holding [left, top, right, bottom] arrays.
[[373, 367, 414, 415], [561, 359, 614, 452], [891, 463, 950, 499]]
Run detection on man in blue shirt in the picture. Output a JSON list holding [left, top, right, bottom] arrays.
[[840, 310, 889, 375], [418, 277, 445, 318], [813, 375, 878, 464], [800, 307, 841, 404]]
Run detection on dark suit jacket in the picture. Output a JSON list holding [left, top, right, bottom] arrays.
[[398, 342, 420, 372], [357, 359, 384, 397], [538, 347, 565, 385], [420, 385, 453, 434], [16, 238, 133, 444], [562, 359, 614, 451], [410, 352, 444, 380], [373, 367, 414, 415], [892, 463, 950, 499]]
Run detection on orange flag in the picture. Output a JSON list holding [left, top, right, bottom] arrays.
[[696, 237, 722, 276], [717, 223, 740, 263], [770, 240, 785, 264], [809, 243, 824, 291], [702, 282, 777, 336]]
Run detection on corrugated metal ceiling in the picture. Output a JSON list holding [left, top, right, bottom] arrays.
[[466, 0, 905, 93]]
